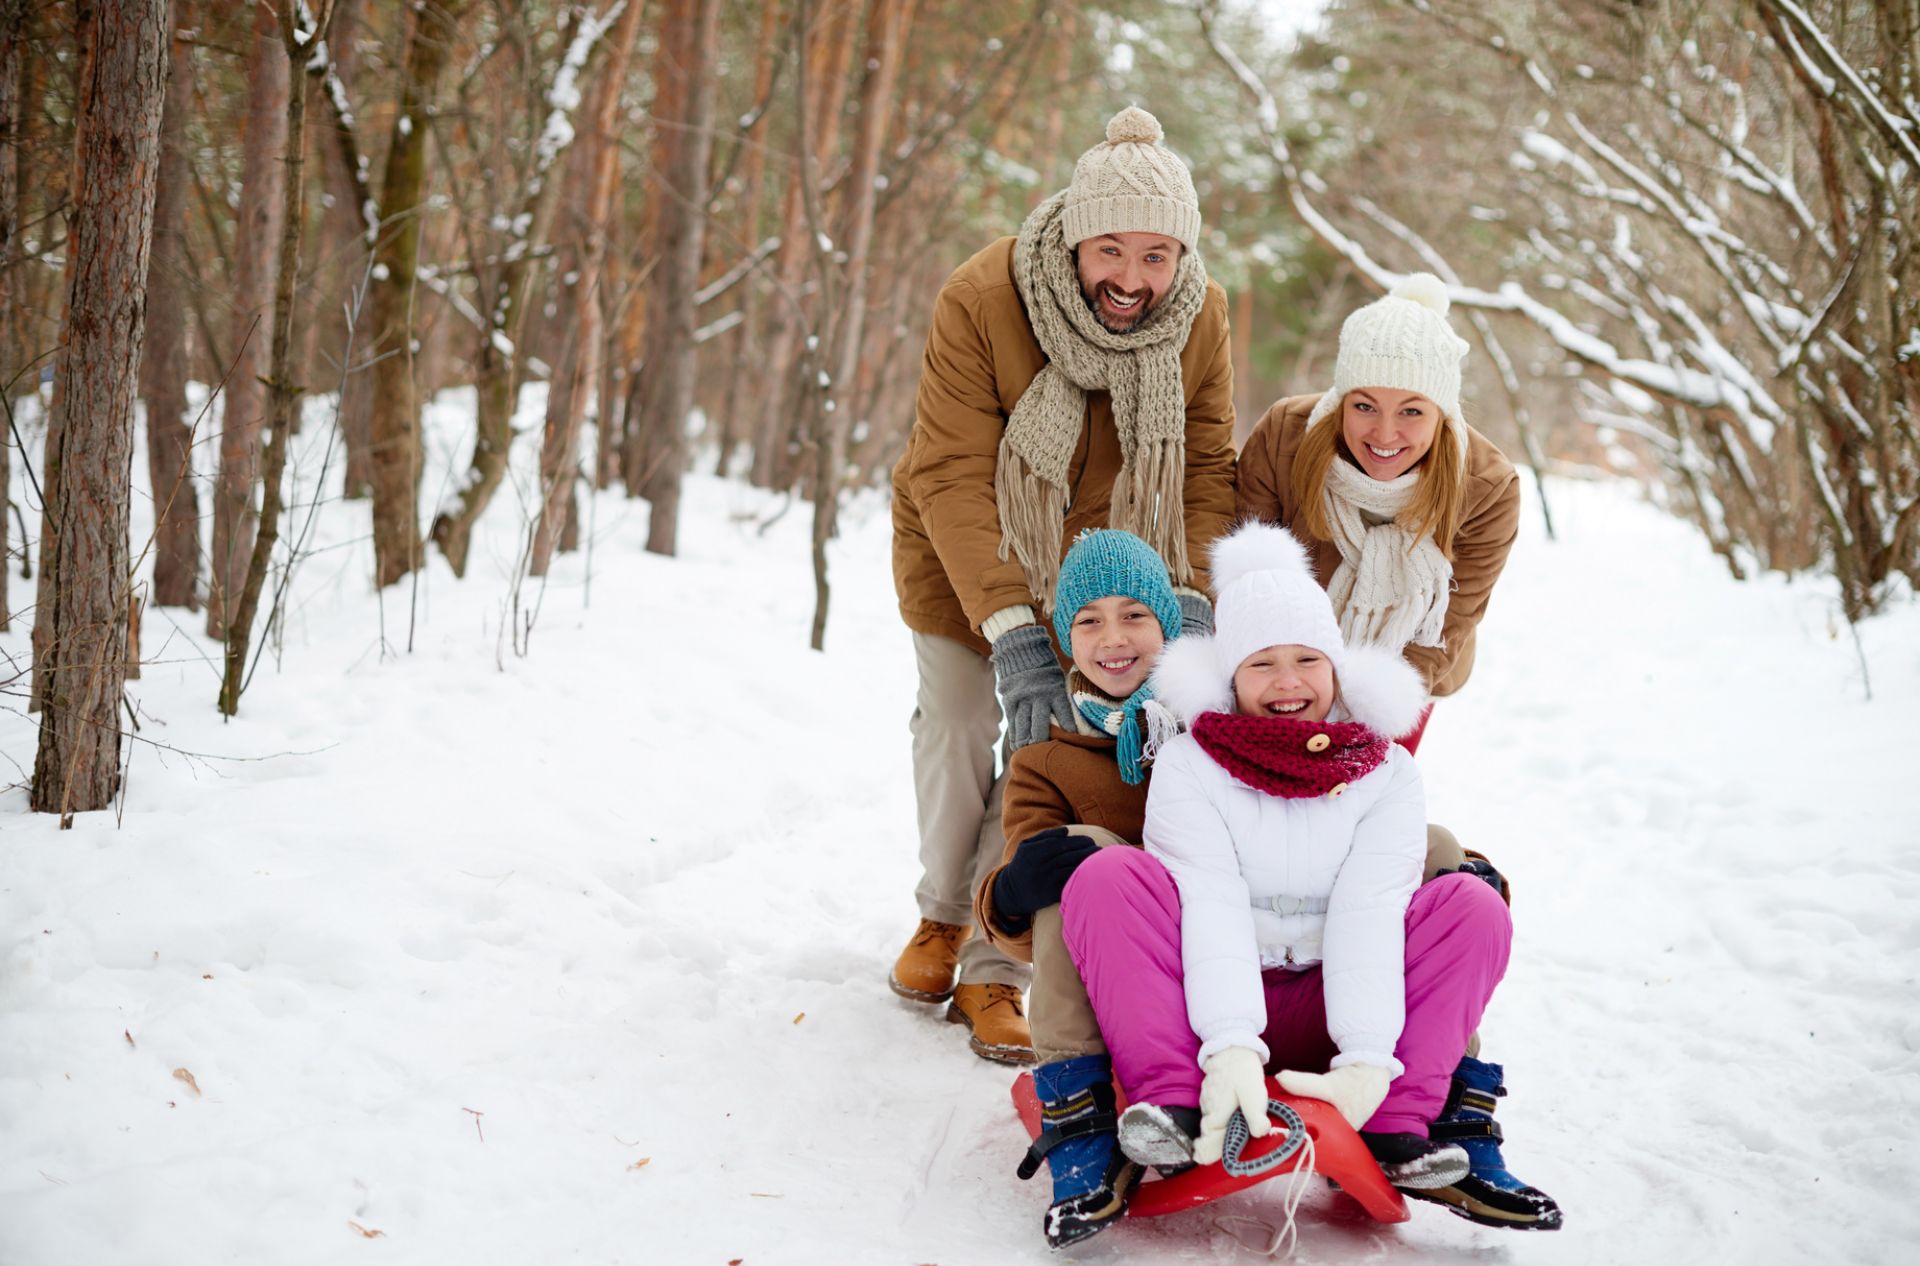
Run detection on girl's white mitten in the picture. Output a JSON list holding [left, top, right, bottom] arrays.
[[1193, 1047, 1271, 1165], [1276, 1063, 1392, 1132]]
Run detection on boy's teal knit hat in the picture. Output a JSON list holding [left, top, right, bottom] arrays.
[[1054, 529, 1183, 648]]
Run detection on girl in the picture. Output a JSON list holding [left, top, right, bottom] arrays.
[[1061, 523, 1558, 1227], [1236, 273, 1520, 751]]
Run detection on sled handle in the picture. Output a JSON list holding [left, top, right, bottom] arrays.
[[1221, 1099, 1307, 1177]]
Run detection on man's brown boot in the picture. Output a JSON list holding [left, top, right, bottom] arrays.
[[946, 982, 1036, 1065], [889, 918, 971, 1002]]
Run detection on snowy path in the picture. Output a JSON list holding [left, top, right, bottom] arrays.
[[2, 401, 1916, 1265]]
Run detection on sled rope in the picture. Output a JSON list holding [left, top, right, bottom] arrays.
[[1215, 1099, 1317, 1258]]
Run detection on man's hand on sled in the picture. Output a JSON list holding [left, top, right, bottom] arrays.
[[992, 828, 1101, 924], [1194, 1047, 1270, 1165], [989, 624, 1074, 751], [1277, 1063, 1392, 1133]]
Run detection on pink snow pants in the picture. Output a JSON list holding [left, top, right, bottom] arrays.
[[1060, 846, 1511, 1136]]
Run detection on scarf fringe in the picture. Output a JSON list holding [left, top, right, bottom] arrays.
[[1110, 435, 1194, 586], [995, 437, 1069, 614]]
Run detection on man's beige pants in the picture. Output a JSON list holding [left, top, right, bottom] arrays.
[[910, 632, 1029, 988]]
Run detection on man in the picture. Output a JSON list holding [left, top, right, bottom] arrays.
[[887, 106, 1237, 1063]]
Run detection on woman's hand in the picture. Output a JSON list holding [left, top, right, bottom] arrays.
[[1194, 1047, 1271, 1165], [1277, 1064, 1391, 1132]]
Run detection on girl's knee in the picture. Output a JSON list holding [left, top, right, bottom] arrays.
[[1415, 870, 1513, 940]]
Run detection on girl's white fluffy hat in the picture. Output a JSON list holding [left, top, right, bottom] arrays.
[[1150, 522, 1427, 736], [1303, 273, 1472, 475]]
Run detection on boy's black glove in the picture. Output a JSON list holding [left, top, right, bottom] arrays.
[[990, 827, 1102, 933], [1436, 855, 1508, 904]]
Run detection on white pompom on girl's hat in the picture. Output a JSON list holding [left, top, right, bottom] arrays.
[[1150, 522, 1428, 738], [1302, 272, 1473, 475]]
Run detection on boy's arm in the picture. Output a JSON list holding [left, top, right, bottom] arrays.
[[974, 744, 1076, 961]]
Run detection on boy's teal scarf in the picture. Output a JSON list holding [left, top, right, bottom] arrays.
[[1073, 684, 1156, 785]]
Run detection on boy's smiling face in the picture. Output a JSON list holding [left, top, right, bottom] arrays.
[[1232, 644, 1336, 723], [1068, 596, 1166, 698]]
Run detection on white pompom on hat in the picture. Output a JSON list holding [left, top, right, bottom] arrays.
[[1303, 272, 1473, 474], [1150, 521, 1427, 737], [1061, 106, 1202, 254]]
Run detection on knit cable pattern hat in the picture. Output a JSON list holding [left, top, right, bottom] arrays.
[[1052, 528, 1183, 649], [1061, 106, 1202, 254], [1303, 272, 1472, 475]]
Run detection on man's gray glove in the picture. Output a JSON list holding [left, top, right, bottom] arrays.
[[1177, 592, 1214, 638], [989, 624, 1075, 752]]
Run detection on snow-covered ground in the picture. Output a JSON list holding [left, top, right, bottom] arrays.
[[2, 388, 1916, 1265]]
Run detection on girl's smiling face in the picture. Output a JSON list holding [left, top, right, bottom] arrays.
[[1068, 596, 1166, 697], [1232, 644, 1336, 723], [1340, 387, 1442, 481]]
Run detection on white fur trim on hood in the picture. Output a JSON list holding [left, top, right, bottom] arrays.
[[1328, 642, 1429, 739], [1148, 632, 1232, 726]]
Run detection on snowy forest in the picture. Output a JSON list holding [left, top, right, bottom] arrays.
[[1, 1, 1916, 1263]]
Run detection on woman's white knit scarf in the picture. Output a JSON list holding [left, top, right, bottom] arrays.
[[997, 191, 1208, 611], [1321, 455, 1452, 652]]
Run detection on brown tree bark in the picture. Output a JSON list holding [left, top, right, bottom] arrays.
[[808, 0, 912, 649], [710, 0, 783, 477], [30, 0, 168, 820], [746, 0, 859, 491], [139, 0, 200, 611], [207, 0, 288, 635], [630, 0, 722, 557], [530, 0, 644, 575], [0, 0, 22, 631], [311, 0, 374, 498], [367, 2, 466, 589], [220, 3, 333, 716]]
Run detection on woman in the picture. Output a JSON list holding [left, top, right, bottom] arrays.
[[1236, 273, 1520, 751]]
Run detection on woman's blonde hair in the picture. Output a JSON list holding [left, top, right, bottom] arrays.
[[1289, 396, 1468, 559]]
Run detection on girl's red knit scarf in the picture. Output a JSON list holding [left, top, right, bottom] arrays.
[[1189, 712, 1389, 799]]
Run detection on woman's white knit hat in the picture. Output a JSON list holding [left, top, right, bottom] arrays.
[[1303, 273, 1472, 469], [1061, 106, 1202, 254]]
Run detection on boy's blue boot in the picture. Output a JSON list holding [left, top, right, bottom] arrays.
[[1017, 1055, 1142, 1249], [1410, 1055, 1563, 1230]]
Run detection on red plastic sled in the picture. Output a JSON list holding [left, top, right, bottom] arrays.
[[1011, 1071, 1409, 1223]]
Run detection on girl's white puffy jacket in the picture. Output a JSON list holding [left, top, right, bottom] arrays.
[[1143, 732, 1425, 1076]]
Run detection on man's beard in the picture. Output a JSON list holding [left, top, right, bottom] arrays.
[[1083, 279, 1156, 334]]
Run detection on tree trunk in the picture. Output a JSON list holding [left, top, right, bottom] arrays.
[[220, 4, 329, 716], [207, 0, 288, 635], [531, 0, 644, 575], [312, 0, 374, 498], [632, 0, 721, 557], [747, 0, 860, 491], [30, 0, 167, 820], [710, 0, 783, 477], [0, 0, 22, 631], [809, 0, 912, 649], [367, 2, 464, 589], [140, 0, 199, 610], [430, 0, 623, 578]]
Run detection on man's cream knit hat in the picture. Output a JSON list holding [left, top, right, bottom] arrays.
[[1304, 274, 1472, 466], [1061, 106, 1201, 254]]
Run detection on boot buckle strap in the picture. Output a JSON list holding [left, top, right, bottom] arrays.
[[1018, 1112, 1119, 1180], [1429, 1116, 1503, 1143]]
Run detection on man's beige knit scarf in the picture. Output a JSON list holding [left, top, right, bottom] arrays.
[[997, 191, 1208, 612], [1321, 455, 1452, 653]]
